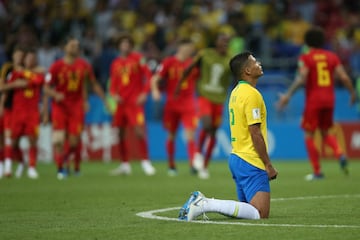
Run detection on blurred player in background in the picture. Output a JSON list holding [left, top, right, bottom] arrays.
[[179, 52, 277, 221], [151, 39, 199, 176], [109, 34, 155, 176], [178, 33, 233, 179], [277, 27, 356, 180], [44, 36, 107, 180], [0, 46, 25, 178], [1, 49, 45, 179]]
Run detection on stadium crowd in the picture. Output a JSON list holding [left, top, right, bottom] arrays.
[[0, 0, 360, 88]]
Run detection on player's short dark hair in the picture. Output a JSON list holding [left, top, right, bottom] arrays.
[[304, 27, 325, 48], [229, 51, 252, 78], [117, 33, 134, 47], [62, 35, 78, 46], [178, 38, 193, 45]]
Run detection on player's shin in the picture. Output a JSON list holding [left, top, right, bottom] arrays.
[[204, 135, 216, 168], [305, 137, 321, 175], [204, 198, 260, 220], [166, 139, 175, 169]]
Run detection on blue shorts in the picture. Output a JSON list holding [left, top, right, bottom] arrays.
[[228, 154, 270, 203]]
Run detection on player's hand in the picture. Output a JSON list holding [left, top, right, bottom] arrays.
[[136, 93, 147, 105], [41, 112, 49, 125], [265, 163, 278, 181], [276, 93, 289, 111], [152, 89, 161, 101], [54, 92, 65, 102], [84, 101, 90, 112]]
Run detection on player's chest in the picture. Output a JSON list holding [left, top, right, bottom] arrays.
[[57, 66, 86, 84], [115, 60, 141, 75]]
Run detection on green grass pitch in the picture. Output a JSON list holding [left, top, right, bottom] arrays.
[[1, 160, 359, 240]]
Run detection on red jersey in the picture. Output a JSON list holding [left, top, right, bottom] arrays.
[[156, 56, 199, 106], [109, 52, 151, 105], [299, 48, 341, 108], [46, 58, 95, 106], [9, 70, 44, 114]]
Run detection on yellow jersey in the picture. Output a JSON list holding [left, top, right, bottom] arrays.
[[228, 80, 267, 170]]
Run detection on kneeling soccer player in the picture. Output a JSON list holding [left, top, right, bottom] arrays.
[[179, 52, 278, 220]]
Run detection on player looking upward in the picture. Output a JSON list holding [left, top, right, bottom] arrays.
[[178, 33, 233, 179], [0, 46, 25, 178], [1, 49, 45, 179], [179, 52, 278, 221], [151, 39, 199, 176], [109, 34, 155, 176], [44, 36, 107, 179], [277, 27, 356, 180]]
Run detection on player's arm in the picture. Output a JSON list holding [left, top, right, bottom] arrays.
[[0, 73, 28, 92], [334, 64, 357, 104], [137, 62, 152, 105], [43, 73, 64, 102], [150, 73, 162, 101], [108, 62, 123, 104], [175, 56, 201, 96], [277, 66, 308, 110], [249, 123, 278, 180]]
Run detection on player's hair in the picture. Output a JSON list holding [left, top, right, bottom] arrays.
[[229, 51, 252, 78], [25, 47, 37, 54], [178, 38, 193, 45], [62, 35, 78, 46], [304, 27, 325, 48], [116, 33, 134, 47]]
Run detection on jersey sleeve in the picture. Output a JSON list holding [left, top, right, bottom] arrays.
[[45, 63, 57, 85], [243, 92, 263, 126]]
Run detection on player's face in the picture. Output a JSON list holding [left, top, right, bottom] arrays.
[[65, 39, 80, 57], [216, 35, 230, 54], [119, 39, 132, 55], [12, 49, 25, 67], [248, 55, 263, 77], [180, 43, 195, 58], [24, 52, 37, 69]]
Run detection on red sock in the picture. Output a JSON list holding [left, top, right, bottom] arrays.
[[305, 137, 321, 175], [119, 139, 129, 163], [74, 144, 81, 172], [0, 149, 3, 162], [54, 151, 64, 171], [323, 135, 342, 158], [198, 129, 207, 152], [138, 137, 149, 160], [204, 135, 216, 168], [187, 140, 196, 166], [29, 146, 37, 167], [4, 145, 12, 160], [166, 139, 175, 169]]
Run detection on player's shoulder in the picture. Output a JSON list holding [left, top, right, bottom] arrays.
[[75, 57, 91, 66]]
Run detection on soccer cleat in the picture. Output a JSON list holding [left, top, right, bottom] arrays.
[[198, 169, 210, 179], [110, 163, 132, 176], [57, 169, 68, 180], [4, 159, 12, 177], [27, 167, 39, 179], [0, 162, 3, 179], [339, 155, 349, 175], [193, 152, 204, 172], [141, 160, 156, 176], [167, 168, 178, 177], [305, 173, 324, 181], [178, 191, 206, 221], [15, 163, 24, 178]]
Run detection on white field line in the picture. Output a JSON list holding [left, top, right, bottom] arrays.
[[136, 194, 360, 228]]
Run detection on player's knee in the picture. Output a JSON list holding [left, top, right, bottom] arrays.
[[52, 131, 65, 145], [259, 209, 270, 219]]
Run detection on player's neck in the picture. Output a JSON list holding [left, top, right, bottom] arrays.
[[175, 53, 186, 61], [240, 78, 256, 87], [64, 55, 76, 64]]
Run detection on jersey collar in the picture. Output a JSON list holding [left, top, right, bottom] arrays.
[[238, 80, 250, 85]]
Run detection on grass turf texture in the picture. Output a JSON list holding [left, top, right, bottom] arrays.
[[0, 160, 359, 240]]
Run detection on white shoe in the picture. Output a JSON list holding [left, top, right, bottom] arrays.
[[15, 163, 24, 178], [110, 163, 132, 176], [141, 160, 156, 176], [27, 167, 39, 179], [193, 152, 204, 171], [178, 191, 207, 221], [4, 159, 12, 177], [198, 169, 210, 179], [0, 162, 3, 179]]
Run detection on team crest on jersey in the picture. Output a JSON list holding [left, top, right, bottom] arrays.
[[252, 108, 260, 120]]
